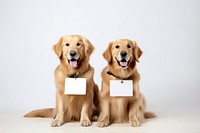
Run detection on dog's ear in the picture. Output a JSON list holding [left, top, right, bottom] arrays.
[[53, 37, 63, 58], [103, 42, 113, 63], [132, 41, 143, 62], [84, 38, 94, 57]]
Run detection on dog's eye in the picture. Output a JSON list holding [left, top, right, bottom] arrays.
[[115, 45, 120, 49], [66, 43, 70, 46], [76, 42, 81, 46], [127, 44, 131, 48]]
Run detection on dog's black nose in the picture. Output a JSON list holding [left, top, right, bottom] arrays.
[[120, 51, 127, 57], [70, 51, 76, 57]]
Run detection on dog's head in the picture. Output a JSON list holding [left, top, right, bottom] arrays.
[[103, 39, 142, 69], [53, 35, 94, 69]]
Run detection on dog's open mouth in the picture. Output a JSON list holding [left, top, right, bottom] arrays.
[[116, 58, 129, 68], [68, 58, 79, 68]]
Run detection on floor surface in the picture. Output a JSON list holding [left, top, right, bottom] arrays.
[[0, 111, 200, 133]]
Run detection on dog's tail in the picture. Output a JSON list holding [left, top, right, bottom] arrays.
[[24, 108, 54, 118], [144, 112, 156, 119]]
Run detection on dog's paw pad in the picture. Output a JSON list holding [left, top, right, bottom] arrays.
[[92, 116, 99, 121], [81, 120, 92, 127], [97, 120, 109, 127], [129, 119, 141, 127], [51, 120, 63, 127]]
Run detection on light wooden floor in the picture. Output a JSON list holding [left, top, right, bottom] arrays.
[[0, 111, 200, 133]]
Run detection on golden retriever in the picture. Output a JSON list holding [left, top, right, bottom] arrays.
[[25, 35, 99, 127], [97, 39, 155, 127]]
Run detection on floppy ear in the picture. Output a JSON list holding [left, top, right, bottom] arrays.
[[84, 38, 94, 57], [53, 37, 63, 58], [103, 42, 113, 63], [133, 41, 143, 62]]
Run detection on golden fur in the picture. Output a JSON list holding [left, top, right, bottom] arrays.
[[97, 39, 155, 127], [24, 35, 99, 127]]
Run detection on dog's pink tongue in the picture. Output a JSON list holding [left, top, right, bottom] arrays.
[[69, 61, 78, 68], [120, 61, 128, 67]]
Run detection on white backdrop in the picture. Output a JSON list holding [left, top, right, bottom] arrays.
[[0, 0, 200, 111]]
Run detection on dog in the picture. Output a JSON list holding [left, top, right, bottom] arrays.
[[97, 39, 155, 127], [24, 35, 99, 127]]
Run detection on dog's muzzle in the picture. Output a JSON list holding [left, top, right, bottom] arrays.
[[68, 51, 79, 68], [115, 51, 130, 68]]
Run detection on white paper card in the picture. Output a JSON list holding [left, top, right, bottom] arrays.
[[110, 80, 133, 96], [65, 78, 86, 95]]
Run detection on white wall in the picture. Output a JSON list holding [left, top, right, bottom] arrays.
[[0, 0, 200, 111]]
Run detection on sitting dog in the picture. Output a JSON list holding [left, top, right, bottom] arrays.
[[97, 39, 155, 127], [25, 35, 99, 127]]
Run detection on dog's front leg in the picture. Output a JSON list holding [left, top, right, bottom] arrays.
[[51, 90, 64, 127], [128, 81, 143, 127], [128, 99, 141, 127], [97, 98, 110, 127], [80, 98, 92, 127], [51, 69, 65, 127]]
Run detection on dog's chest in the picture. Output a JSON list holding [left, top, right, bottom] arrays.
[[64, 96, 84, 112], [110, 98, 129, 122]]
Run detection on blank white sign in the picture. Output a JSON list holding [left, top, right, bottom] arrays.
[[65, 78, 86, 95], [110, 80, 133, 97]]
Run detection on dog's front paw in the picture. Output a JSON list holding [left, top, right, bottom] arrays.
[[81, 119, 92, 127], [51, 119, 63, 127], [129, 118, 141, 127], [97, 120, 109, 127]]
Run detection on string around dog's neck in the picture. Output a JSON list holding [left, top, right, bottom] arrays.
[[107, 70, 131, 81], [67, 73, 79, 78], [67, 66, 90, 79]]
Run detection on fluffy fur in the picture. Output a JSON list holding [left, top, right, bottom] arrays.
[[24, 35, 99, 127], [97, 39, 155, 127]]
